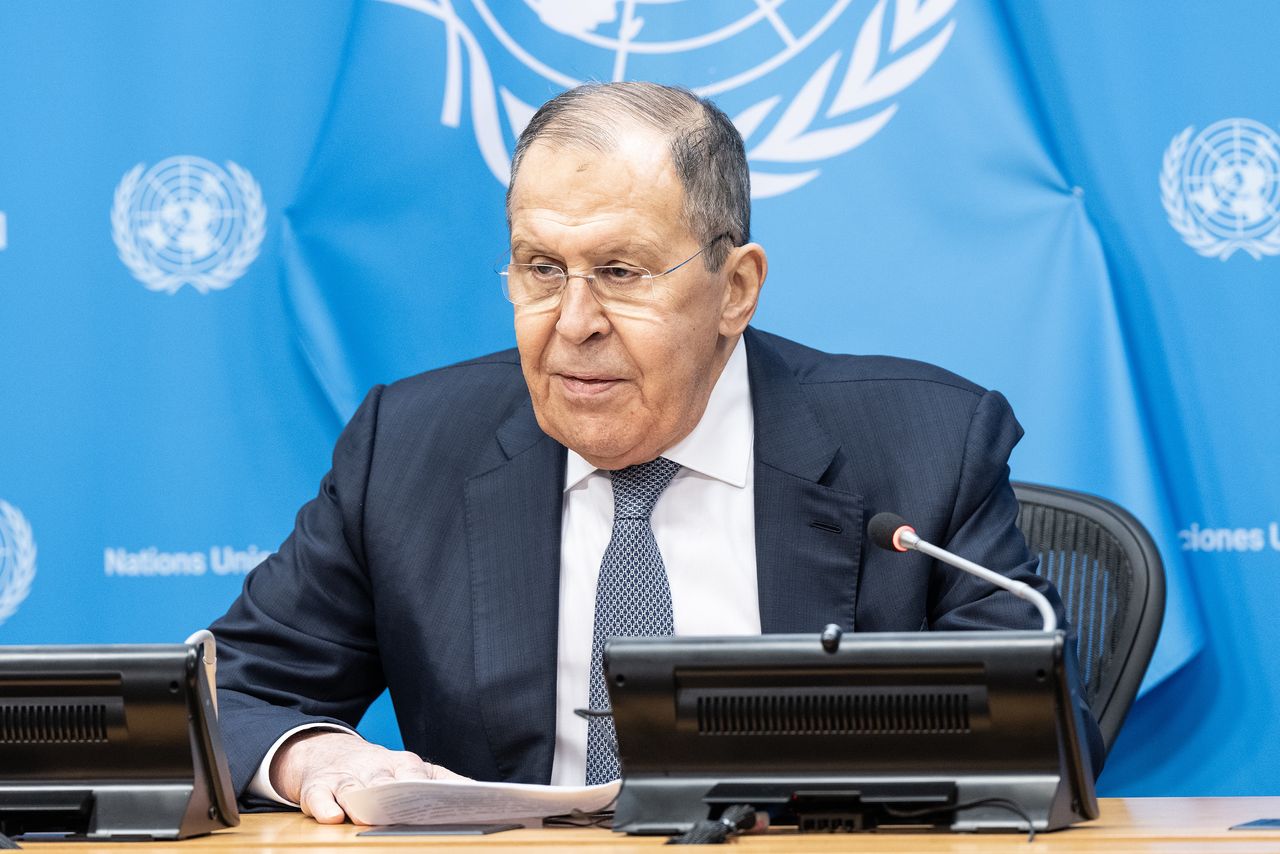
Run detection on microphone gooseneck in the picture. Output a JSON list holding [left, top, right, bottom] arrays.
[[867, 512, 1058, 632]]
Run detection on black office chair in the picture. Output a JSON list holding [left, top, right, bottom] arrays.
[[1012, 482, 1166, 754]]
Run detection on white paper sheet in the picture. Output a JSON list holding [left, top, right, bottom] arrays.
[[341, 778, 621, 826]]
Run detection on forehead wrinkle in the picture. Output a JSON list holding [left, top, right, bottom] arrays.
[[515, 131, 679, 206], [510, 207, 669, 250], [508, 128, 690, 260], [509, 234, 667, 266]]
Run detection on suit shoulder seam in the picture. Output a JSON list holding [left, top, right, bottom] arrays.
[[797, 376, 985, 396], [432, 358, 521, 372]]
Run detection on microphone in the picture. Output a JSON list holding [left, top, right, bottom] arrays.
[[868, 512, 1057, 632]]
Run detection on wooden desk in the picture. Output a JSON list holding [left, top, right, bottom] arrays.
[[17, 799, 1280, 853]]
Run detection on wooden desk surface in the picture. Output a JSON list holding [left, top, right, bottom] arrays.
[[18, 798, 1280, 853]]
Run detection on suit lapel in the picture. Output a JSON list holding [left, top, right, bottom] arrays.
[[746, 329, 864, 633], [465, 398, 565, 783], [462, 330, 865, 780]]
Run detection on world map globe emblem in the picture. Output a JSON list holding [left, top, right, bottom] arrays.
[[0, 500, 36, 627], [383, 0, 957, 196], [1161, 118, 1280, 260], [111, 155, 267, 294], [475, 0, 859, 96], [1182, 120, 1280, 241]]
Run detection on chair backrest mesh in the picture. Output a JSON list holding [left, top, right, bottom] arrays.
[[1015, 502, 1131, 707], [1012, 483, 1164, 754]]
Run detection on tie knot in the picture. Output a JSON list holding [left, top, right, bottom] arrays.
[[610, 457, 681, 519]]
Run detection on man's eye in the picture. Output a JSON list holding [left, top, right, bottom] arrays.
[[597, 266, 645, 286], [529, 264, 565, 279]]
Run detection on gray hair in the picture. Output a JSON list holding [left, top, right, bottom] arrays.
[[506, 82, 750, 271]]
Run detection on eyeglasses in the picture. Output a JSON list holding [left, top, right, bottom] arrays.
[[499, 237, 729, 309]]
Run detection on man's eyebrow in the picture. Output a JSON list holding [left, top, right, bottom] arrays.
[[508, 238, 665, 258], [595, 239, 663, 258]]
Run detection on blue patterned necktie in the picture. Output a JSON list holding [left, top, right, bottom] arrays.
[[585, 456, 682, 785]]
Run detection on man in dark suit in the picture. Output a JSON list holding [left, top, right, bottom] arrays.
[[212, 82, 1100, 824]]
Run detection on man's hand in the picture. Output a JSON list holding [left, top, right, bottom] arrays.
[[269, 731, 468, 824]]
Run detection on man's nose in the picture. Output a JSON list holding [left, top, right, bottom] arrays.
[[555, 275, 610, 342]]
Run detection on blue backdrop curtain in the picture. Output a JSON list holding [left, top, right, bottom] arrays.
[[3, 0, 1279, 796]]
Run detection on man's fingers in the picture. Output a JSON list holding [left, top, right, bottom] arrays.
[[388, 761, 468, 782], [425, 762, 471, 781], [300, 783, 346, 825], [388, 762, 437, 782], [285, 738, 470, 825], [361, 770, 398, 789], [331, 780, 386, 827], [382, 750, 470, 783]]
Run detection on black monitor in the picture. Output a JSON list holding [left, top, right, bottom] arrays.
[[0, 644, 239, 842], [606, 629, 1097, 835]]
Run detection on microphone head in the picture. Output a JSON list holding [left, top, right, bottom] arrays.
[[869, 512, 914, 553]]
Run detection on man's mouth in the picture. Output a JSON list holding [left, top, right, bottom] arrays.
[[556, 373, 624, 396]]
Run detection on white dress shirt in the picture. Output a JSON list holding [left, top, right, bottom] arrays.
[[550, 335, 759, 785], [251, 336, 759, 800]]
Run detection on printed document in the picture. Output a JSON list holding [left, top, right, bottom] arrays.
[[342, 778, 621, 826]]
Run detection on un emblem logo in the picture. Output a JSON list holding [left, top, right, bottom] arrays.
[[111, 156, 267, 293], [1161, 119, 1280, 260], [0, 500, 36, 627], [380, 0, 956, 196]]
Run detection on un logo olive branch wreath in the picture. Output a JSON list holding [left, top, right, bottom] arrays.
[[380, 0, 956, 197], [1161, 123, 1280, 261], [112, 159, 267, 294], [0, 501, 36, 627], [735, 0, 956, 196]]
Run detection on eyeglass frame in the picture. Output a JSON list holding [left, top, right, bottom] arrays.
[[498, 233, 735, 309]]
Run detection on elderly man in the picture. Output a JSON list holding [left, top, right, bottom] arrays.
[[211, 82, 1099, 825]]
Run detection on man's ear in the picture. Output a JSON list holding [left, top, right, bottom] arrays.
[[719, 243, 767, 337]]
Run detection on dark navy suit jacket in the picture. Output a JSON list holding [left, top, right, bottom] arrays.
[[211, 328, 1103, 798]]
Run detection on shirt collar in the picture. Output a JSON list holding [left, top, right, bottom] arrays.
[[563, 335, 753, 491]]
